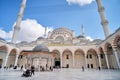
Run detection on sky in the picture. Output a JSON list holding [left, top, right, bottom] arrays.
[[0, 0, 120, 42]]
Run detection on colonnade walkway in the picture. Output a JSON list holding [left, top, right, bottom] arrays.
[[0, 69, 120, 80]]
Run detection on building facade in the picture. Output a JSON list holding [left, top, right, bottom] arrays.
[[0, 27, 120, 70]]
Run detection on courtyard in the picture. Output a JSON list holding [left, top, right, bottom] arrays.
[[0, 69, 120, 80]]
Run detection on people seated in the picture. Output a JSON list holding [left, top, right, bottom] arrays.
[[22, 69, 31, 77]]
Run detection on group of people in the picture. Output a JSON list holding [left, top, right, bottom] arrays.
[[22, 65, 35, 77], [40, 66, 53, 71]]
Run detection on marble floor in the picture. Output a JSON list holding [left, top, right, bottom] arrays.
[[0, 69, 120, 80]]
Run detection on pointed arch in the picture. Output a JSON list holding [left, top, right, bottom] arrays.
[[0, 45, 8, 53], [87, 48, 97, 55], [74, 49, 85, 68], [7, 48, 18, 67], [17, 50, 27, 67], [0, 45, 8, 67], [104, 42, 118, 69], [62, 49, 73, 68], [52, 49, 61, 68], [104, 42, 112, 52], [87, 48, 98, 69], [98, 47, 107, 69]]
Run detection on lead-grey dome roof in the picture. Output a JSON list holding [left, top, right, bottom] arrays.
[[0, 37, 6, 41], [33, 44, 49, 52]]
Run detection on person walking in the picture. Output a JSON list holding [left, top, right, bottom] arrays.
[[82, 66, 84, 72], [31, 66, 35, 76], [21, 65, 23, 71]]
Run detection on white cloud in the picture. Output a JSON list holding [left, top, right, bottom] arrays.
[[0, 19, 53, 42], [18, 19, 53, 42], [86, 36, 93, 41], [66, 0, 95, 6], [0, 28, 12, 40]]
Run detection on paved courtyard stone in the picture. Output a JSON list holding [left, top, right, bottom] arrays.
[[0, 69, 120, 80]]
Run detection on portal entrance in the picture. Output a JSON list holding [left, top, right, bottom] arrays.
[[55, 61, 60, 68], [52, 50, 61, 68]]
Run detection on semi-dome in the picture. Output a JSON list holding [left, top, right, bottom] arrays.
[[52, 27, 73, 34], [37, 37, 44, 40], [33, 44, 49, 52], [49, 27, 74, 39]]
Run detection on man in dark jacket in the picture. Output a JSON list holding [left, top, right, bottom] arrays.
[[31, 66, 35, 76]]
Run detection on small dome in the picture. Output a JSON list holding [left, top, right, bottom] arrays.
[[33, 44, 49, 52], [77, 35, 84, 38], [37, 37, 44, 40], [0, 37, 6, 41]]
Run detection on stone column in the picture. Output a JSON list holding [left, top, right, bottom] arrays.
[[14, 54, 19, 66], [104, 51, 110, 69], [3, 50, 11, 67], [98, 54, 102, 69], [113, 47, 120, 69], [60, 54, 62, 68], [85, 54, 88, 69], [72, 53, 75, 68], [51, 58, 53, 67], [3, 54, 9, 67]]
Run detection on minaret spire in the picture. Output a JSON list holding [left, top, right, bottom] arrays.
[[96, 0, 110, 38], [82, 24, 85, 37], [11, 0, 27, 43], [44, 27, 47, 38]]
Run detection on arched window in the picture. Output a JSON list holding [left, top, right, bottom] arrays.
[[66, 55, 69, 59]]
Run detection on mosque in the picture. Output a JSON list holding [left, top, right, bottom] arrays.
[[0, 0, 120, 70]]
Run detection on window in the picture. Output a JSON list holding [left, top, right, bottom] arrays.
[[87, 64, 89, 68], [91, 64, 93, 68], [66, 55, 69, 59], [86, 55, 88, 58], [90, 54, 92, 59], [101, 54, 104, 59], [18, 55, 23, 59]]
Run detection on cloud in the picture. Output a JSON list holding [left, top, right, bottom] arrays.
[[17, 19, 53, 42], [0, 28, 12, 41], [66, 0, 95, 6], [86, 36, 93, 41], [0, 19, 53, 42]]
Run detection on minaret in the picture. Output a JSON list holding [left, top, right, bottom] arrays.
[[44, 27, 47, 38], [82, 24, 85, 37], [11, 0, 27, 43], [96, 0, 110, 37]]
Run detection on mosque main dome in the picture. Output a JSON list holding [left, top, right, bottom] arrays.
[[49, 27, 74, 39]]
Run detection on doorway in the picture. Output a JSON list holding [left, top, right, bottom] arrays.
[[55, 61, 60, 68]]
